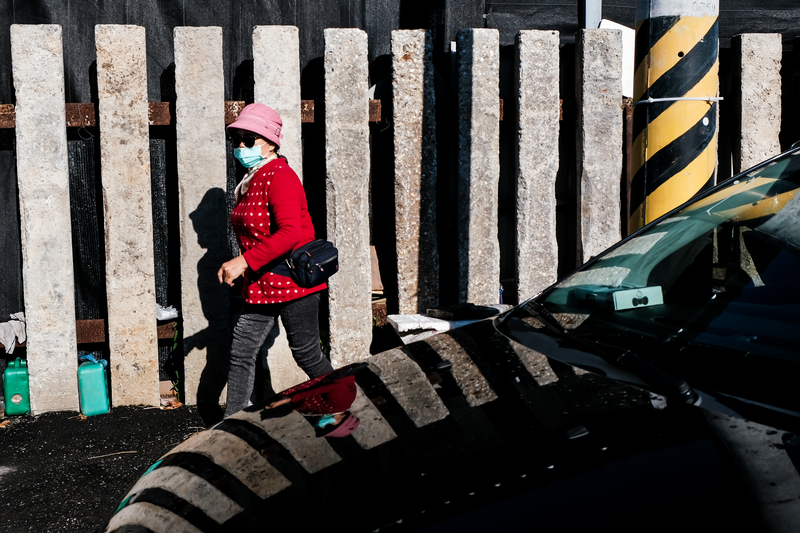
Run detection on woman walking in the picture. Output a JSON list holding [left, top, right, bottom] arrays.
[[218, 103, 332, 417]]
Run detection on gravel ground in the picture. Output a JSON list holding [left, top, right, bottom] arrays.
[[0, 406, 204, 532]]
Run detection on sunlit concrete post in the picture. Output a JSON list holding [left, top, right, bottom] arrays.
[[10, 25, 79, 413], [456, 28, 500, 306], [392, 29, 439, 314], [733, 34, 782, 173], [174, 27, 230, 408], [324, 28, 372, 367], [576, 29, 623, 262], [253, 25, 309, 391], [515, 30, 560, 301], [95, 25, 159, 406], [254, 25, 303, 180]]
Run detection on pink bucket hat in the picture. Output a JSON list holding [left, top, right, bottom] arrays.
[[227, 103, 283, 148]]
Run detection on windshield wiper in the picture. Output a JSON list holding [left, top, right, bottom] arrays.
[[524, 301, 698, 405], [613, 349, 697, 404], [524, 300, 568, 334]]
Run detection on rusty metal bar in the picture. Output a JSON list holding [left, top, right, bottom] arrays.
[[0, 104, 14, 128], [622, 97, 634, 237], [65, 103, 96, 127], [0, 319, 178, 349], [301, 99, 314, 123], [369, 99, 382, 122], [0, 99, 553, 127], [148, 102, 171, 126], [225, 100, 245, 125], [0, 99, 524, 127]]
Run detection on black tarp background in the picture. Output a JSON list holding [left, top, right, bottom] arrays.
[[1, 0, 800, 363]]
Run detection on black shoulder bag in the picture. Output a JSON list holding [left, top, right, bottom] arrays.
[[272, 239, 339, 288]]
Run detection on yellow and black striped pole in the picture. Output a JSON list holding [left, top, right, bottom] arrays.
[[629, 1, 720, 233]]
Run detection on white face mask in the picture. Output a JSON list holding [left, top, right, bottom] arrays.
[[234, 145, 266, 168]]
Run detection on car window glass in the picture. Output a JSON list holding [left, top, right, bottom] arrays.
[[541, 150, 800, 360]]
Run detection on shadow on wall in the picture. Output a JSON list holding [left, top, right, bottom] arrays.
[[185, 187, 231, 426], [154, 62, 184, 383], [0, 130, 22, 320], [369, 54, 398, 314], [300, 56, 326, 241]]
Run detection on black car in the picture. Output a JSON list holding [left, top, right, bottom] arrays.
[[106, 148, 800, 532], [497, 144, 800, 434]]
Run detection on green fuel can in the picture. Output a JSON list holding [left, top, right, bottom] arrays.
[[78, 355, 109, 417], [4, 357, 31, 416]]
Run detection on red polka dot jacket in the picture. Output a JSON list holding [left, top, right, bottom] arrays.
[[231, 158, 325, 304]]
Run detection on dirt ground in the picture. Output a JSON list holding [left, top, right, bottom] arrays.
[[0, 309, 400, 532], [0, 406, 204, 532]]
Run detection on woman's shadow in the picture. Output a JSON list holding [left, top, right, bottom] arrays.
[[184, 188, 232, 426]]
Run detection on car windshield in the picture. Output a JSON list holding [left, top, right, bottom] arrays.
[[539, 149, 800, 361]]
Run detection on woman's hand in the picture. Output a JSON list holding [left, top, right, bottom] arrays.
[[264, 396, 291, 410], [217, 256, 248, 287]]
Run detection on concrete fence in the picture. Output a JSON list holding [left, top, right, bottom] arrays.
[[0, 24, 783, 414]]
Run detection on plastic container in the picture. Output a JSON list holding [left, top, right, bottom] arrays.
[[78, 357, 110, 417], [4, 357, 31, 415]]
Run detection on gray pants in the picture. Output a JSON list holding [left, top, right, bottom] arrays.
[[224, 292, 333, 417]]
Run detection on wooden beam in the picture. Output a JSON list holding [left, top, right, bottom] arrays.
[[225, 100, 245, 125], [65, 103, 96, 127], [0, 98, 582, 128], [76, 318, 106, 343], [0, 103, 16, 128], [0, 319, 178, 350], [148, 102, 171, 126], [301, 99, 314, 122], [622, 97, 634, 236], [0, 99, 528, 127], [74, 319, 176, 343], [369, 99, 382, 122]]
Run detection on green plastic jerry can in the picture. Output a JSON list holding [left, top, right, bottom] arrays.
[[78, 355, 110, 417], [4, 357, 31, 415]]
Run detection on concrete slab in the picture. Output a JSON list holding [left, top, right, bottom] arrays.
[[252, 26, 311, 392], [254, 26, 303, 180], [10, 24, 79, 413], [734, 33, 782, 173], [515, 30, 560, 301], [324, 29, 372, 367], [174, 26, 230, 409], [576, 29, 623, 263], [95, 24, 160, 406], [392, 29, 439, 314], [456, 29, 501, 306]]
